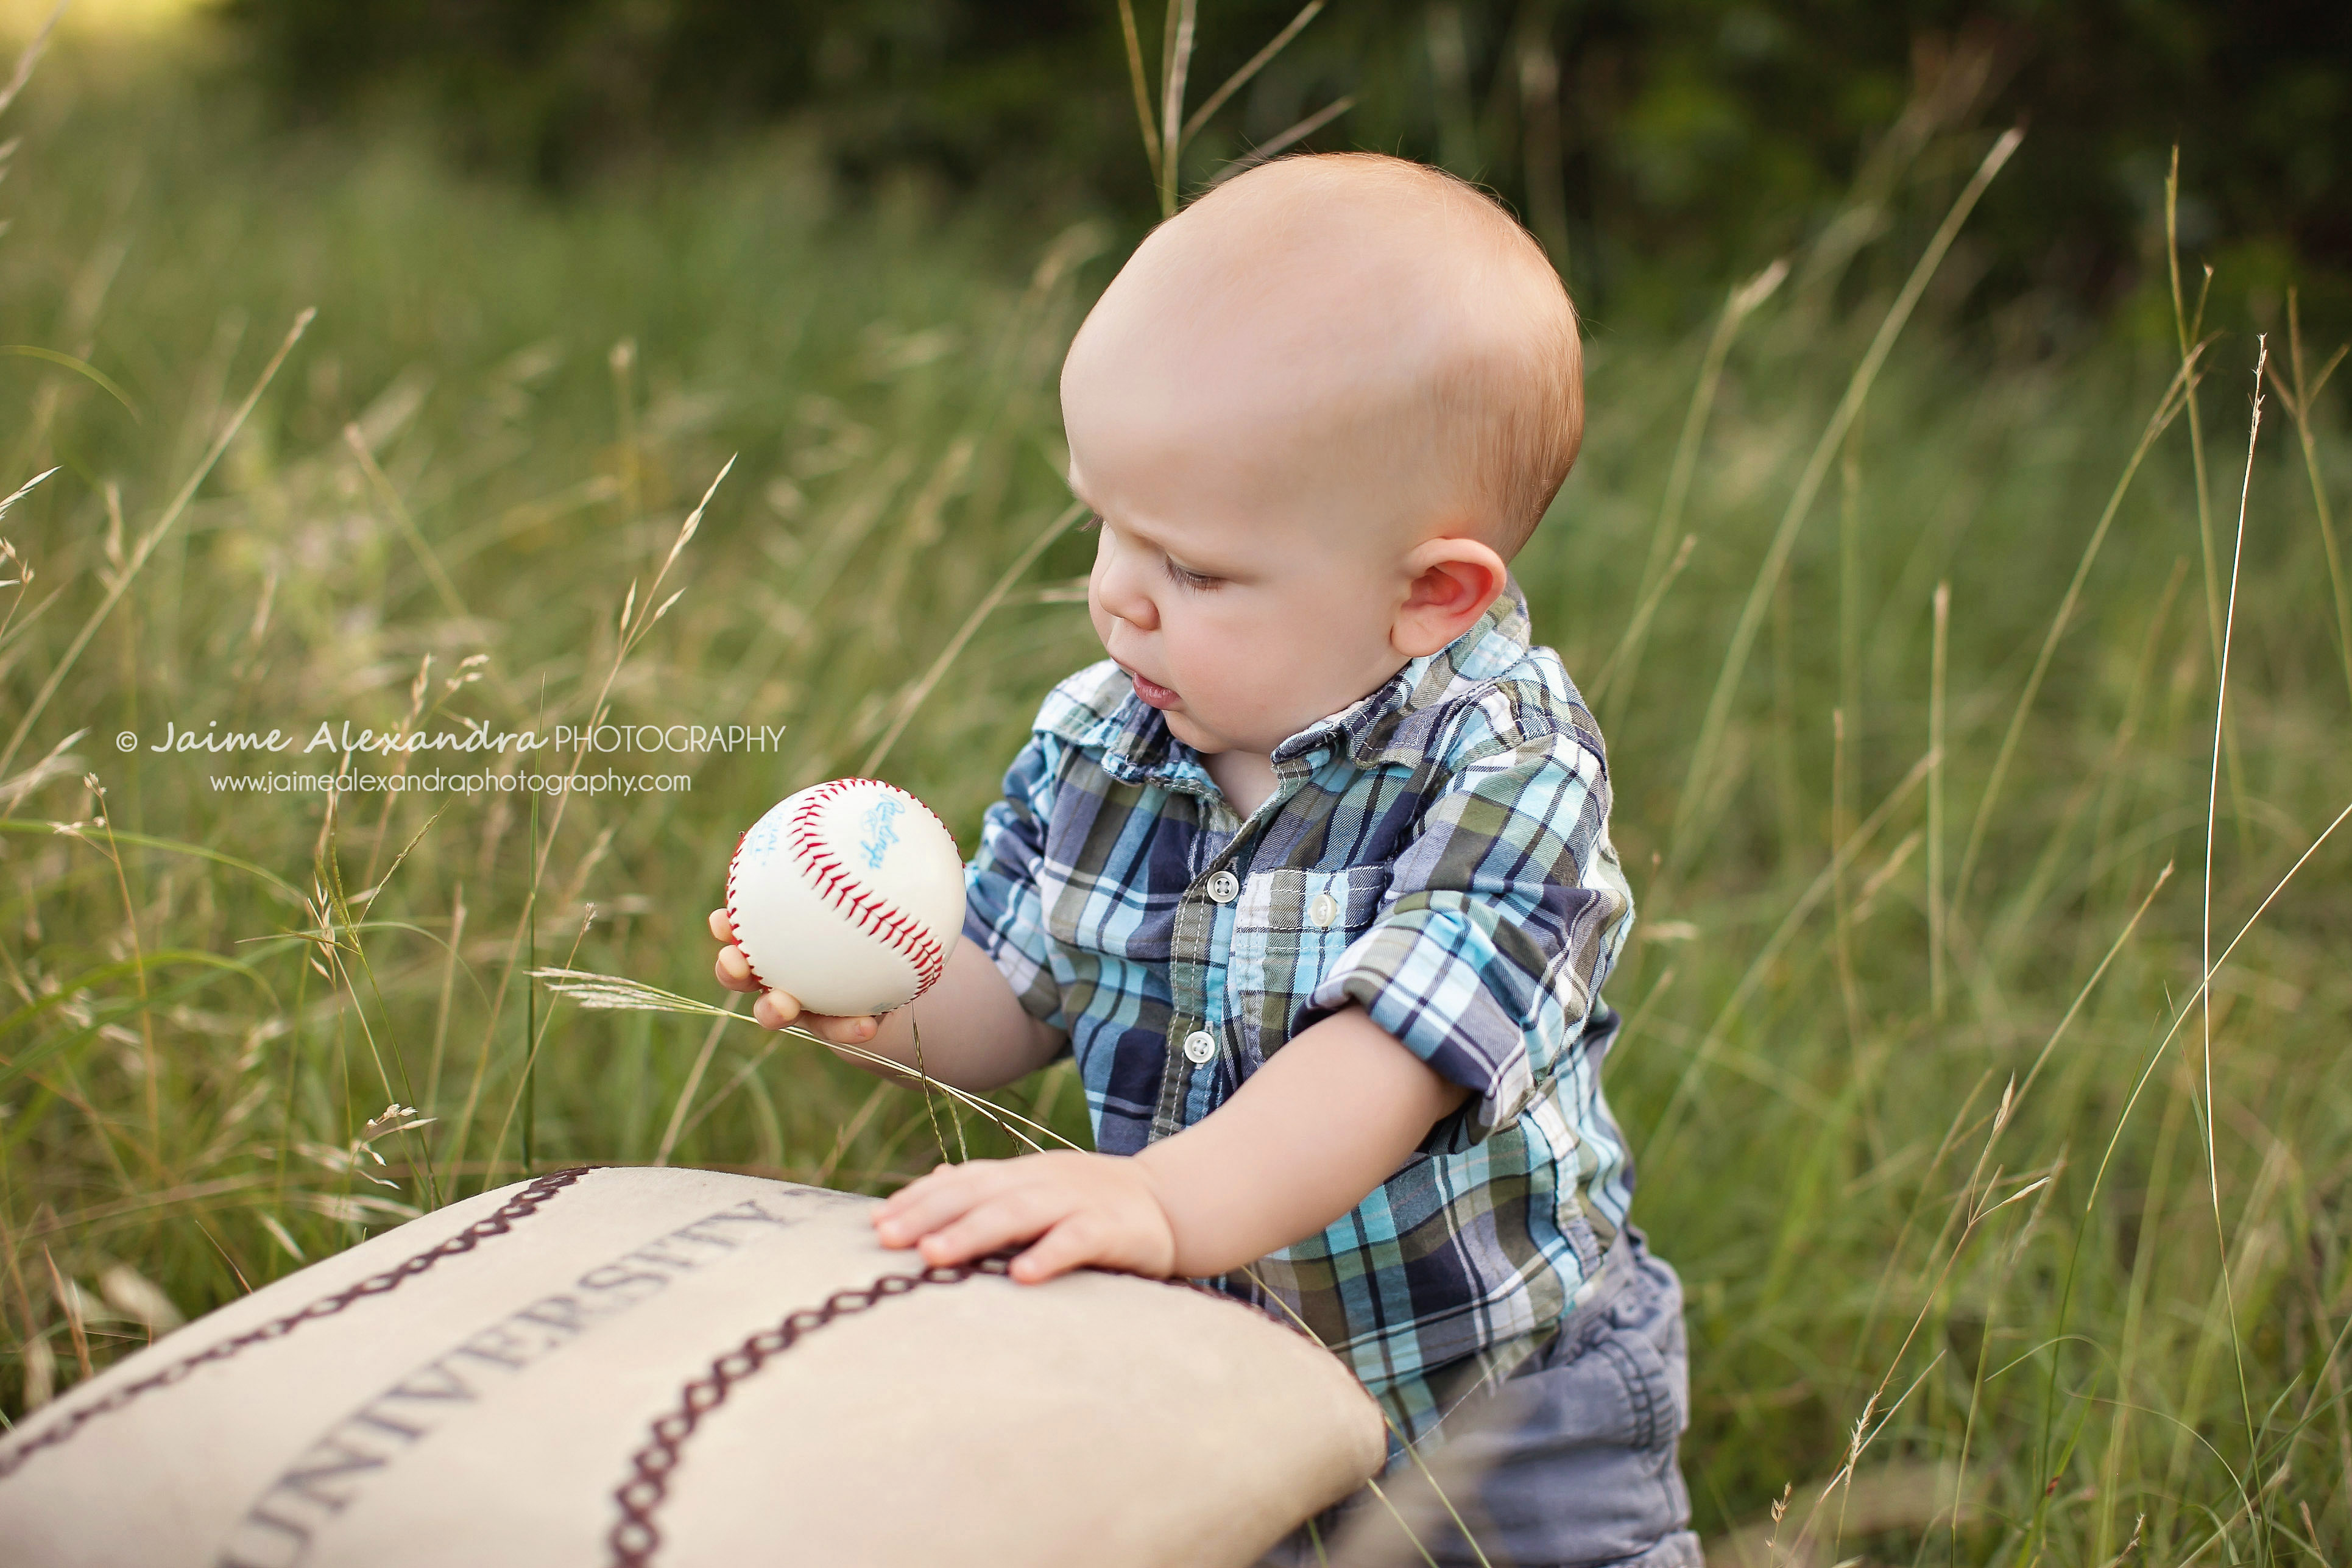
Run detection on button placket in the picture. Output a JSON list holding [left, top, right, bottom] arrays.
[[1150, 783, 1302, 1142], [1150, 846, 1232, 1143]]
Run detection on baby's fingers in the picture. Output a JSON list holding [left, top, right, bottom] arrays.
[[874, 1160, 1009, 1246], [911, 1184, 1070, 1270], [709, 910, 769, 998], [1009, 1215, 1107, 1284], [747, 987, 806, 1031], [710, 911, 885, 1043], [750, 989, 880, 1045], [713, 942, 762, 994]]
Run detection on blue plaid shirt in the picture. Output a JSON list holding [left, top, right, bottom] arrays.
[[961, 583, 1639, 1452]]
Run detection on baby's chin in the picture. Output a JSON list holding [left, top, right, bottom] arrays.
[[1159, 707, 1218, 751], [1161, 706, 1241, 754], [1163, 703, 1312, 759]]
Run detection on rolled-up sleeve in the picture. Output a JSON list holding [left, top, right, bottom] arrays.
[[962, 731, 1069, 1034], [1303, 726, 1633, 1154]]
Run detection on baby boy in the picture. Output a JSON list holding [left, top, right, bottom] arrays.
[[712, 152, 1698, 1568]]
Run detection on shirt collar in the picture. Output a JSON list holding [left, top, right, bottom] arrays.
[[1075, 576, 1534, 788]]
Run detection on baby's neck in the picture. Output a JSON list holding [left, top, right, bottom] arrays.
[[1204, 748, 1279, 819]]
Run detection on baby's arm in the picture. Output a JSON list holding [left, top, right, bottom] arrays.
[[870, 1003, 1471, 1283], [709, 909, 1062, 1092]]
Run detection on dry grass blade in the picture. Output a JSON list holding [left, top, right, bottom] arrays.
[[2166, 148, 2224, 673], [1783, 1357, 1951, 1565], [2089, 788, 2352, 1210], [2265, 290, 2352, 706], [655, 1006, 733, 1168], [0, 346, 139, 422], [529, 969, 1081, 1158], [1591, 256, 1787, 720], [652, 453, 735, 590], [2201, 342, 2267, 1119], [1206, 96, 1358, 189], [1180, 0, 1324, 144], [1115, 0, 1164, 183], [672, 1034, 789, 1148], [1648, 744, 1940, 1154], [1929, 579, 1949, 1019], [1319, 1419, 1503, 1568], [0, 306, 316, 780], [1519, 38, 1570, 268], [2011, 863, 2172, 1109], [445, 454, 734, 1187], [1951, 346, 2202, 918], [860, 500, 1084, 776], [1585, 533, 1693, 713], [343, 424, 470, 621], [529, 968, 733, 1017], [1711, 1461, 1986, 1568], [2197, 342, 2267, 1505], [1156, 0, 1197, 217], [1220, 1259, 1497, 1568], [0, 724, 83, 813], [0, 466, 60, 521], [1665, 128, 2021, 875], [0, 0, 67, 122]]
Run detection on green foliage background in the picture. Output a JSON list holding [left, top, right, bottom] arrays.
[[217, 0, 2352, 336]]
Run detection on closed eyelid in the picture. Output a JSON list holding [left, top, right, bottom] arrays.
[[1091, 512, 1227, 585], [1162, 556, 1222, 589]]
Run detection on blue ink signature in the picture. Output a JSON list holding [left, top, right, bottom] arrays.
[[860, 796, 903, 870]]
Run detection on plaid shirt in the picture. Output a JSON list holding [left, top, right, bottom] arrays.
[[961, 582, 1639, 1453]]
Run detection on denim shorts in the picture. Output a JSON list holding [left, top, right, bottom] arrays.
[[1255, 1229, 1703, 1568]]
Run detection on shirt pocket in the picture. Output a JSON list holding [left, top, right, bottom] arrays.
[[1223, 864, 1390, 1067]]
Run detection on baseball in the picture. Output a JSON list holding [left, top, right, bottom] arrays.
[[724, 777, 966, 1018]]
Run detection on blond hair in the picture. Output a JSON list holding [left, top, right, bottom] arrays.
[[1162, 152, 1584, 557]]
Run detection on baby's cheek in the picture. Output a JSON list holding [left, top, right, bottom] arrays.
[[1218, 640, 1318, 734]]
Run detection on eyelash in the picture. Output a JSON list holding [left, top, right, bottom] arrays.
[[1083, 514, 1221, 589]]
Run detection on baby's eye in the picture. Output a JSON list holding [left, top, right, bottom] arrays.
[[1077, 513, 1103, 532], [1164, 557, 1222, 591]]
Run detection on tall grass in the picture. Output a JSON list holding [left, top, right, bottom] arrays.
[[1, 34, 2347, 1568]]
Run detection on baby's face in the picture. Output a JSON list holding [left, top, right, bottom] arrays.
[[1065, 331, 1436, 759]]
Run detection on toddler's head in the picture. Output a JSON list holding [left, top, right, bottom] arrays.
[[1063, 152, 1581, 760]]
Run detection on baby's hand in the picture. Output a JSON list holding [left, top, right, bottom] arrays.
[[707, 907, 883, 1046], [873, 1151, 1178, 1285]]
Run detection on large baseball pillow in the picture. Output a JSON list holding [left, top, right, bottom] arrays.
[[0, 1165, 1386, 1567]]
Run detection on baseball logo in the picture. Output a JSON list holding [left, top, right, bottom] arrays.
[[724, 779, 966, 1018]]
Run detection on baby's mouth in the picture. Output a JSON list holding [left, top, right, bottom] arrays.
[[1121, 665, 1180, 710]]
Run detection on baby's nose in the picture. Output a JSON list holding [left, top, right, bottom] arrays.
[[1091, 555, 1159, 630], [1103, 589, 1159, 631]]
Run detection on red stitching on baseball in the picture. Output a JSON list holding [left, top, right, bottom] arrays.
[[780, 780, 948, 997], [722, 828, 775, 994]]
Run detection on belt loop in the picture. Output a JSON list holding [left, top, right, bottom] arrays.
[[1563, 1199, 1609, 1304], [1568, 1220, 1633, 1316]]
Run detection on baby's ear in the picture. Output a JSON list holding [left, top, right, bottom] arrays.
[[1391, 538, 1508, 658]]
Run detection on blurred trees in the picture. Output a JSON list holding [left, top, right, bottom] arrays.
[[219, 0, 2348, 332]]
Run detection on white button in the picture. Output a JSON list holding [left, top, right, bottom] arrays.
[[1308, 891, 1340, 929], [1206, 870, 1240, 903], [1181, 1030, 1218, 1065]]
